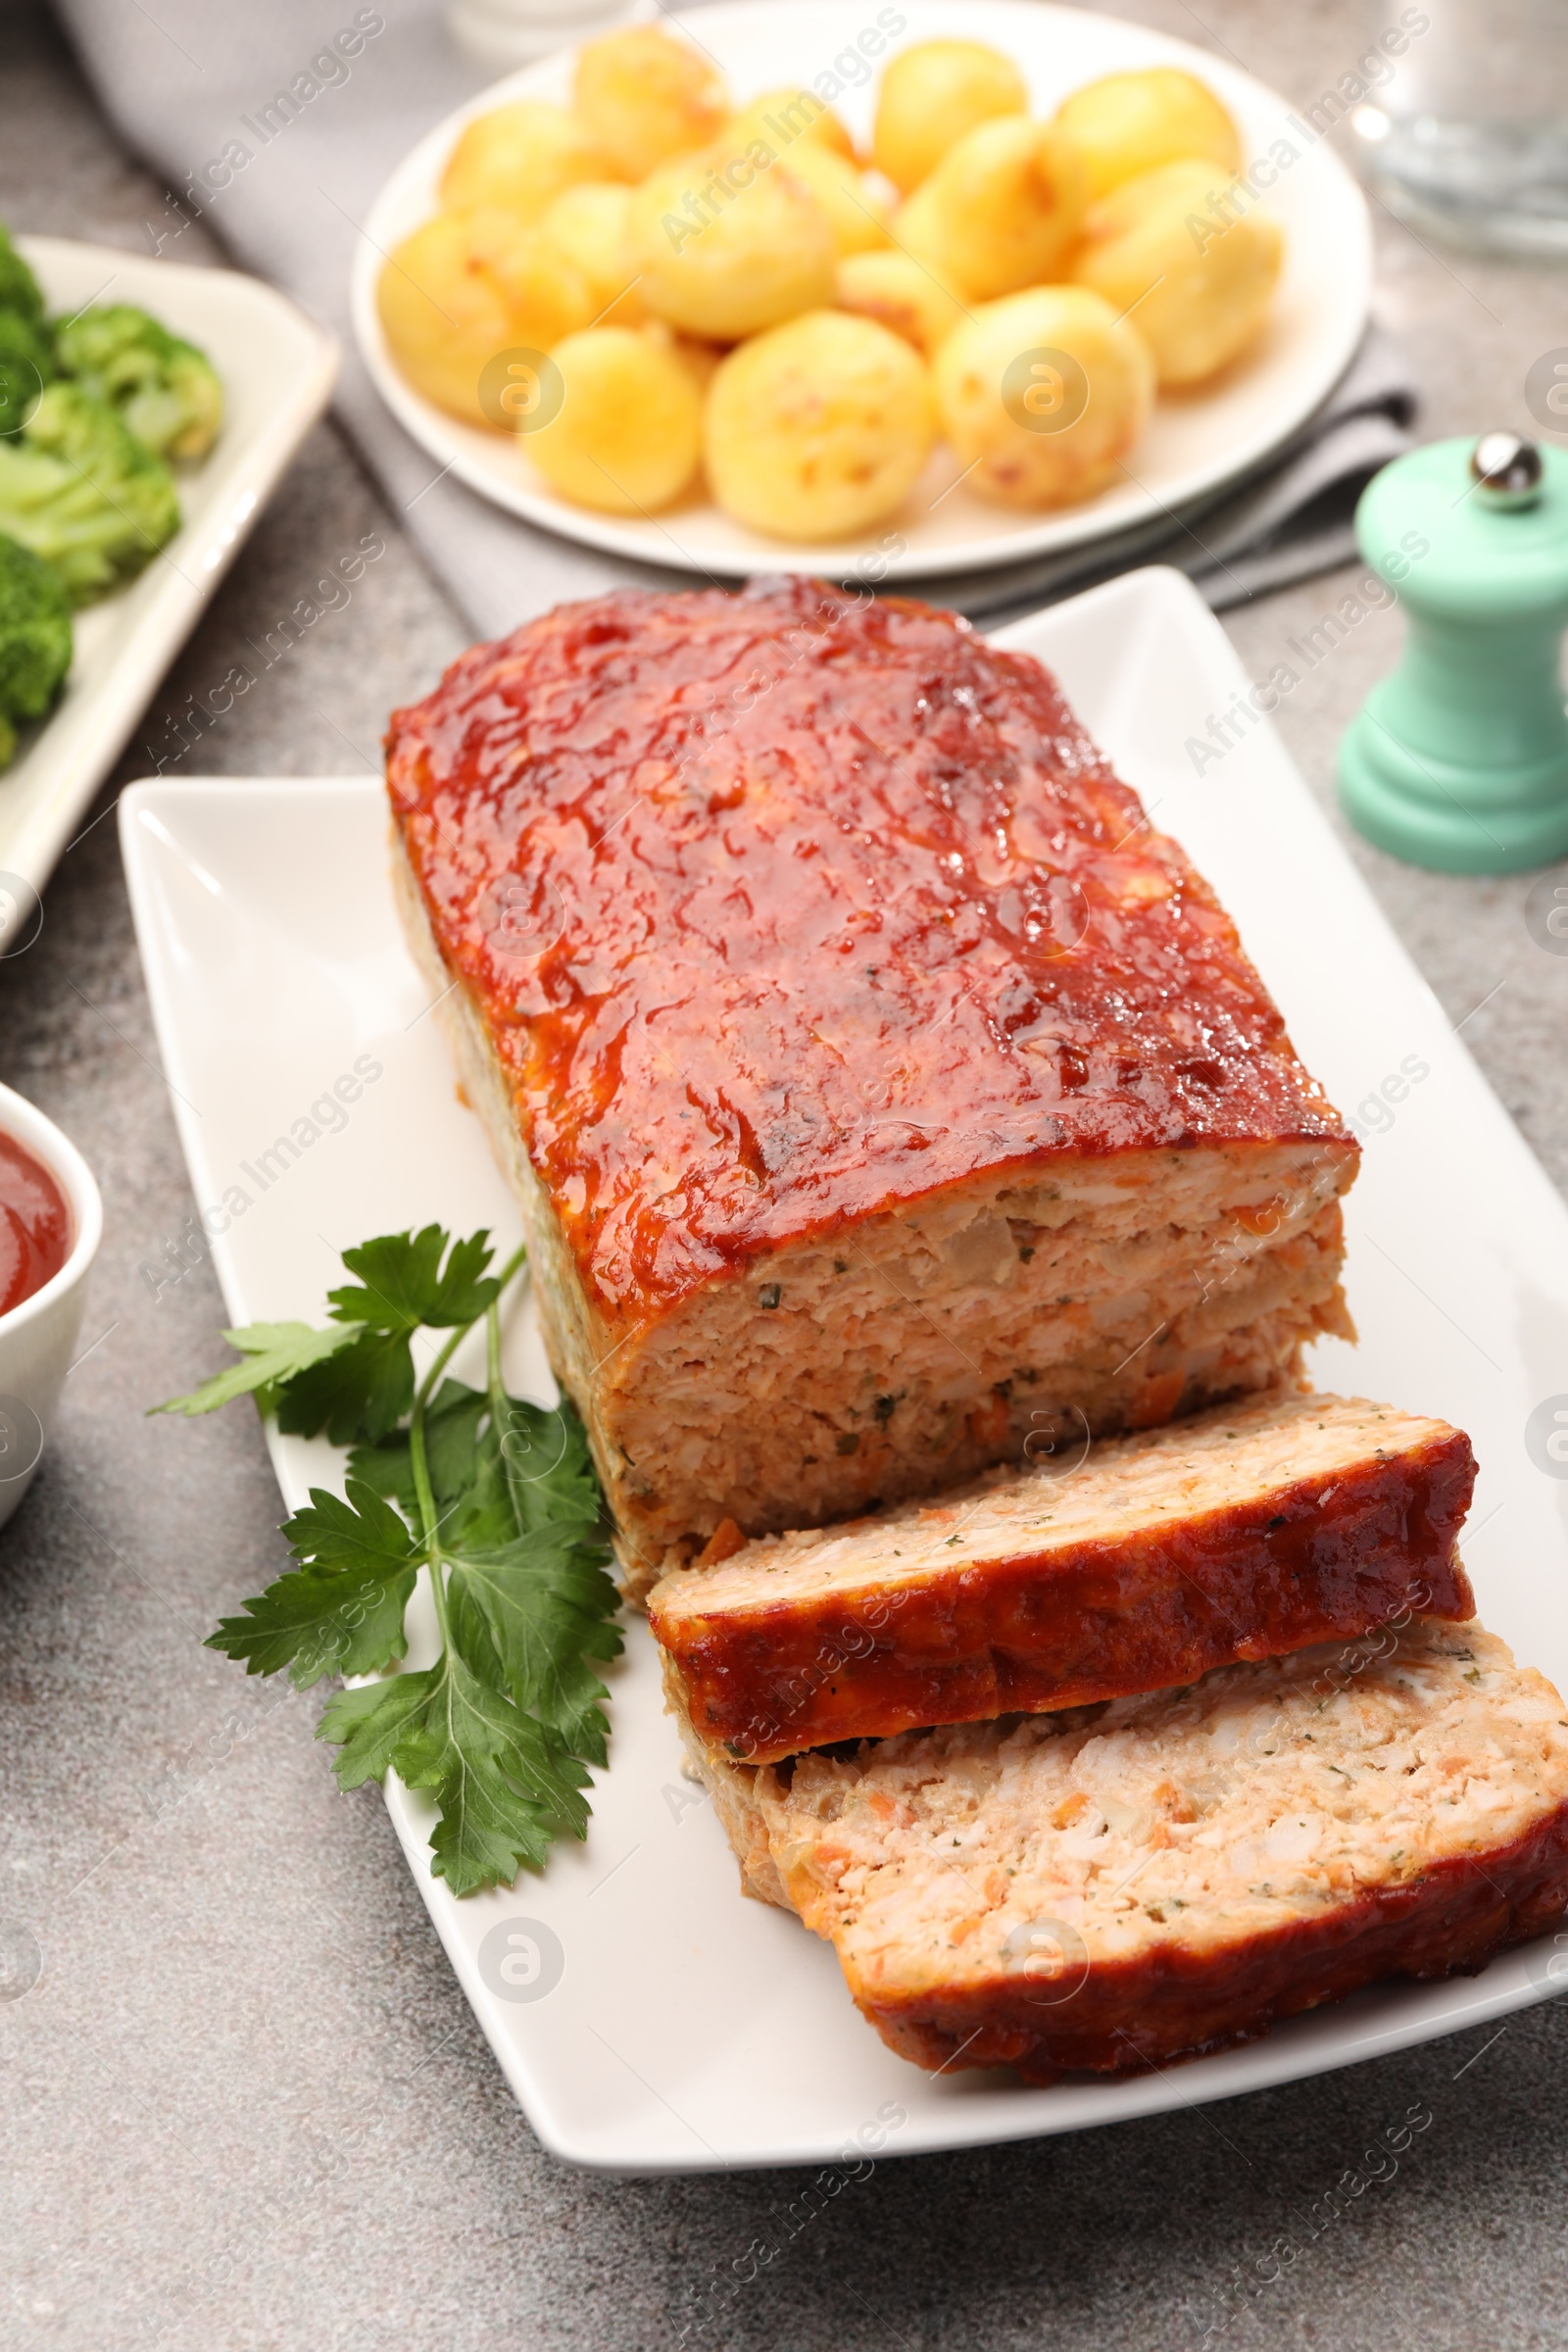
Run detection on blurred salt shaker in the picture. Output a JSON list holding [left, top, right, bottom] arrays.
[[1352, 0, 1568, 253], [447, 0, 643, 72]]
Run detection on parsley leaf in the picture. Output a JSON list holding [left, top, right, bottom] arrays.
[[283, 1480, 421, 1584], [328, 1225, 500, 1333], [318, 1645, 590, 1894], [207, 1479, 418, 1687], [258, 1228, 504, 1444], [151, 1320, 359, 1418], [349, 1382, 620, 1756], [454, 1366, 620, 1759], [273, 1325, 416, 1445], [345, 1377, 488, 1520], [449, 1525, 621, 1764], [161, 1226, 622, 1897], [497, 1394, 604, 1537]]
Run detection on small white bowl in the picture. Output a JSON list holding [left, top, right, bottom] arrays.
[[0, 1082, 102, 1533]]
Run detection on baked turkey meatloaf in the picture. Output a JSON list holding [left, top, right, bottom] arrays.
[[385, 577, 1357, 1595], [650, 1391, 1477, 1764], [686, 1617, 1568, 2082]]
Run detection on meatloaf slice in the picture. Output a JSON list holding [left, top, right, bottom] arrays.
[[686, 1618, 1568, 2082], [386, 577, 1357, 1597], [650, 1391, 1477, 1764]]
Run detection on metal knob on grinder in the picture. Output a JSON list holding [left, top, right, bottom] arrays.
[[1339, 431, 1568, 874]]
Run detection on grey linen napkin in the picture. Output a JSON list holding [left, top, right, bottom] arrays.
[[52, 0, 1416, 633]]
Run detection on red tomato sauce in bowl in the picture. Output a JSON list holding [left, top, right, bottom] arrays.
[[0, 1128, 71, 1316]]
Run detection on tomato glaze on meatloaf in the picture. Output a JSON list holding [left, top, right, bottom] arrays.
[[385, 578, 1357, 1594]]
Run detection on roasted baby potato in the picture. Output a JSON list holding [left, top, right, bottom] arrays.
[[783, 142, 892, 256], [896, 116, 1086, 302], [526, 324, 702, 513], [872, 40, 1027, 194], [1054, 69, 1240, 200], [538, 181, 643, 325], [834, 250, 966, 357], [662, 326, 722, 391], [705, 308, 935, 541], [1072, 157, 1281, 385], [726, 87, 855, 161], [574, 24, 728, 181], [639, 317, 723, 393], [377, 208, 592, 426], [627, 147, 836, 340], [932, 285, 1154, 508], [440, 101, 614, 220]]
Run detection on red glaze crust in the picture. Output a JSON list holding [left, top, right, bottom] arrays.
[[857, 1800, 1568, 2083], [385, 578, 1353, 1325], [654, 1428, 1479, 1763]]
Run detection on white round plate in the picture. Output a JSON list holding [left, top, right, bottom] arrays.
[[352, 0, 1373, 584]]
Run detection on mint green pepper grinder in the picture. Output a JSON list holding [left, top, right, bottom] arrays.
[[1340, 432, 1568, 874]]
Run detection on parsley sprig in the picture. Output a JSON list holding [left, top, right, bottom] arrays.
[[155, 1226, 621, 1895]]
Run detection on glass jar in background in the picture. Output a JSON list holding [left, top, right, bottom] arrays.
[[1353, 0, 1568, 255], [447, 0, 640, 72]]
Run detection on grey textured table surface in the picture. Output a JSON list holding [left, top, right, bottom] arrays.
[[4, 3, 1568, 2347]]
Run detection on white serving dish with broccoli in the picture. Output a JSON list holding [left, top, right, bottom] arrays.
[[0, 227, 222, 764], [0, 231, 336, 915]]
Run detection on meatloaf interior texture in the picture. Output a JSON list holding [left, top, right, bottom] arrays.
[[685, 1618, 1568, 2082], [650, 1392, 1478, 1763], [386, 578, 1357, 1596]]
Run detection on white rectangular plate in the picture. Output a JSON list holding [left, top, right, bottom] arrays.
[[2, 236, 337, 900], [120, 566, 1568, 2174]]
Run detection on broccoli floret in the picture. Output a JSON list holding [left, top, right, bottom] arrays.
[[0, 308, 56, 440], [0, 531, 72, 770], [54, 303, 221, 463], [0, 381, 179, 606], [0, 226, 44, 327]]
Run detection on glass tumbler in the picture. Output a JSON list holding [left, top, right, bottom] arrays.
[[1353, 0, 1568, 255]]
